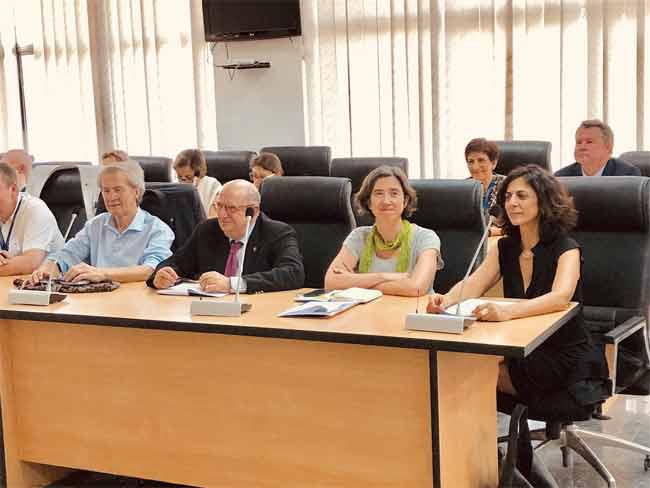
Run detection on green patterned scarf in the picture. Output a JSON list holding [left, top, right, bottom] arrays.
[[359, 220, 412, 273]]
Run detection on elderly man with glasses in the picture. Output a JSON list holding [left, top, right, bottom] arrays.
[[148, 179, 304, 293]]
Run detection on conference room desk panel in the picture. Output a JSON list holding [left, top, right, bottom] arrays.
[[0, 279, 576, 488]]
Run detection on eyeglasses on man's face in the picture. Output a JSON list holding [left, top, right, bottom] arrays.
[[212, 202, 257, 214]]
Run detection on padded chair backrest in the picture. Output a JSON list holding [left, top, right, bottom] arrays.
[[559, 177, 650, 323], [38, 167, 88, 240], [619, 151, 650, 177], [494, 140, 552, 175], [260, 176, 355, 288], [203, 150, 256, 184], [260, 146, 331, 176], [131, 156, 173, 182], [96, 182, 205, 251], [409, 179, 485, 294], [330, 157, 409, 193], [330, 157, 409, 227]]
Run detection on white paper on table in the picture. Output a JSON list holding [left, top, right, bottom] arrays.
[[279, 300, 357, 317], [157, 282, 227, 298], [445, 299, 519, 317]]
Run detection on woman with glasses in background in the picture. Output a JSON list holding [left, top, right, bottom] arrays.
[[173, 149, 222, 217], [249, 152, 284, 189]]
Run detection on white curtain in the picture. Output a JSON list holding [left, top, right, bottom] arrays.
[[303, 0, 650, 177], [91, 0, 218, 158], [0, 0, 99, 162], [0, 0, 218, 161], [0, 2, 23, 151]]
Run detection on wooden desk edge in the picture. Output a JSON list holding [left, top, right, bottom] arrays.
[[0, 302, 578, 360]]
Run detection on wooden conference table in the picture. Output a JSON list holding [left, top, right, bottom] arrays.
[[0, 278, 577, 488]]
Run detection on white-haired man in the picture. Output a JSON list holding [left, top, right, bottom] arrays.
[[0, 162, 63, 275], [32, 159, 174, 283]]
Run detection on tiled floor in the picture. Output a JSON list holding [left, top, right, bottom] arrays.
[[48, 395, 650, 488], [498, 394, 650, 488]]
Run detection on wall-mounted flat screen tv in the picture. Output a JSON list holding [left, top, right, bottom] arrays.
[[203, 0, 301, 42]]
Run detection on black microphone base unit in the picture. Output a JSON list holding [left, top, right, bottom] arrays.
[[190, 300, 252, 317]]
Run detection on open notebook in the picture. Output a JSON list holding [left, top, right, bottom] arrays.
[[279, 301, 357, 318], [445, 298, 519, 316], [295, 287, 382, 304], [157, 282, 227, 298]]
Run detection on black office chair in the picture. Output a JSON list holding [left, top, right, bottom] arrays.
[[408, 179, 485, 294], [499, 176, 650, 488], [330, 157, 409, 227], [97, 182, 205, 251], [38, 167, 88, 241], [131, 156, 173, 182], [260, 176, 355, 288], [619, 151, 650, 177], [260, 146, 331, 176], [494, 140, 552, 175], [203, 150, 256, 184]]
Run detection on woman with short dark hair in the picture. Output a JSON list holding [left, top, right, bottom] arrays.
[[249, 152, 284, 189], [428, 165, 609, 407], [173, 149, 222, 216], [324, 165, 442, 297], [465, 138, 505, 212]]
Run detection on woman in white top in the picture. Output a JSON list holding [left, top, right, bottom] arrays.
[[173, 149, 222, 217], [324, 166, 442, 297]]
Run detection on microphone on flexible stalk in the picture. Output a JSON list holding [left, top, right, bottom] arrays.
[[405, 215, 494, 334], [190, 207, 255, 317], [234, 207, 255, 306]]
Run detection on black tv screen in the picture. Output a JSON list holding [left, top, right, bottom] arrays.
[[203, 0, 301, 42]]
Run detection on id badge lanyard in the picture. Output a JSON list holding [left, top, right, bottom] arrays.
[[0, 196, 23, 252]]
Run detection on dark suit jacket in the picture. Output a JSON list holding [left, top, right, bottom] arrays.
[[147, 213, 305, 293], [555, 157, 641, 177]]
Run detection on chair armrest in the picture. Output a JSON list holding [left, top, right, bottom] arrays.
[[602, 316, 646, 345]]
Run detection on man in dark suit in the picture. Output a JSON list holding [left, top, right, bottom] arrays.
[[148, 179, 304, 293], [555, 119, 641, 177]]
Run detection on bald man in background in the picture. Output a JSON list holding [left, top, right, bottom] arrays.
[[0, 149, 33, 191]]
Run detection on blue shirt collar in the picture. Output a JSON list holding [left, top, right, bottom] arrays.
[[105, 207, 146, 234]]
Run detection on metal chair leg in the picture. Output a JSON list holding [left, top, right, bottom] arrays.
[[563, 426, 616, 488], [573, 427, 650, 457]]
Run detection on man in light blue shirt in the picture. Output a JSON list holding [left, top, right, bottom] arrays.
[[32, 160, 174, 283]]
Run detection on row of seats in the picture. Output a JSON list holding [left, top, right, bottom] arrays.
[[33, 140, 556, 186], [127, 142, 553, 184], [35, 145, 650, 186]]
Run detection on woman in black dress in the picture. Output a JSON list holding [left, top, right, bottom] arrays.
[[428, 165, 608, 404]]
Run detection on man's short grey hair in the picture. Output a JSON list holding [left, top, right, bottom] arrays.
[[98, 159, 146, 203], [0, 162, 18, 188], [578, 119, 614, 147]]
